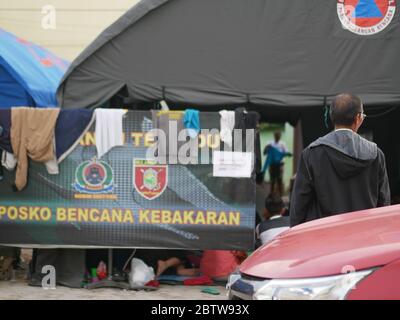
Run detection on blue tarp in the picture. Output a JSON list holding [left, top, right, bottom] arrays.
[[0, 28, 69, 108]]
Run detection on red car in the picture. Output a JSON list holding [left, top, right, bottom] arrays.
[[228, 204, 400, 300]]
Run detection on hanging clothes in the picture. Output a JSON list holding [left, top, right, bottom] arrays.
[[95, 109, 125, 159], [183, 109, 200, 138], [11, 107, 60, 191], [234, 107, 261, 173], [1, 108, 94, 163], [219, 110, 235, 147], [55, 109, 95, 162]]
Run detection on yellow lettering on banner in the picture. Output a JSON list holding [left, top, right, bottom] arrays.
[[207, 211, 217, 225], [161, 210, 172, 224], [152, 210, 161, 224], [198, 134, 206, 148], [123, 210, 134, 223], [172, 210, 183, 224], [29, 207, 40, 221], [41, 208, 52, 221], [112, 209, 122, 223], [90, 209, 100, 222], [195, 211, 205, 224], [57, 208, 66, 221], [229, 212, 240, 226], [80, 132, 95, 146], [0, 206, 239, 226], [100, 209, 111, 223], [218, 212, 228, 225], [140, 210, 150, 223], [19, 206, 28, 220], [131, 133, 143, 146], [8, 207, 18, 220], [184, 211, 194, 224], [144, 133, 155, 147], [77, 208, 88, 222], [69, 208, 77, 221], [0, 206, 6, 218], [208, 134, 220, 149]]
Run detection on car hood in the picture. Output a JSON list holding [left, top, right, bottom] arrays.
[[241, 205, 400, 279]]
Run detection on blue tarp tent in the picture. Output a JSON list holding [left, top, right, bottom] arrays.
[[0, 28, 69, 108]]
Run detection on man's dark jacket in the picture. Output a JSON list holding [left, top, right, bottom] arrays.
[[290, 130, 390, 227]]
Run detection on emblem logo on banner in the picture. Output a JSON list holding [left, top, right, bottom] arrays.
[[73, 159, 116, 199], [133, 159, 168, 200], [337, 0, 396, 35]]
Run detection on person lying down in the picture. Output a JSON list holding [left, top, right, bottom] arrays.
[[134, 249, 199, 277]]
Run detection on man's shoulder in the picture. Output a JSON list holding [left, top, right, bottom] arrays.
[[376, 147, 386, 162], [259, 216, 290, 232]]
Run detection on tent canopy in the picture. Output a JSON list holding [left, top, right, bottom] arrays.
[[58, 0, 400, 111], [0, 28, 69, 108]]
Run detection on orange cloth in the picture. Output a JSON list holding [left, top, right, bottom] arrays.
[[11, 107, 60, 190], [200, 250, 246, 278]]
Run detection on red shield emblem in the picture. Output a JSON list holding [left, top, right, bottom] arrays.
[[133, 159, 168, 200]]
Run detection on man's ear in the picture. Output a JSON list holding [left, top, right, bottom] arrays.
[[264, 208, 270, 219]]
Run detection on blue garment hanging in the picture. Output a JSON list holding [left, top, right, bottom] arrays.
[[184, 109, 200, 138]]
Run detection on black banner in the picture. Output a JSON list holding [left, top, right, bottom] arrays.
[[0, 111, 255, 250]]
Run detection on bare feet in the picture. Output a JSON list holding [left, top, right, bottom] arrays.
[[156, 260, 168, 277]]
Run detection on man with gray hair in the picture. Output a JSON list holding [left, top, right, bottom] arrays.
[[290, 93, 390, 227]]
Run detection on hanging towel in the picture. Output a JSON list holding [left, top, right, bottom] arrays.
[[55, 109, 95, 162], [95, 109, 125, 159], [219, 110, 235, 147], [11, 107, 60, 191], [183, 109, 200, 139]]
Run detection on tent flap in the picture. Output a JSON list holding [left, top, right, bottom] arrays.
[[58, 0, 400, 109], [0, 29, 69, 108]]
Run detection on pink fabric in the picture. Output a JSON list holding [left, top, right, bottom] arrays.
[[200, 250, 240, 278]]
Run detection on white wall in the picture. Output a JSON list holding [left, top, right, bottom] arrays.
[[0, 0, 140, 61]]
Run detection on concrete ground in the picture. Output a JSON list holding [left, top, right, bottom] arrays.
[[0, 279, 227, 300]]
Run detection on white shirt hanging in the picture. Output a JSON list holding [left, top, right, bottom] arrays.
[[95, 109, 126, 159]]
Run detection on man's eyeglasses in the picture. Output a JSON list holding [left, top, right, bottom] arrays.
[[358, 112, 367, 120]]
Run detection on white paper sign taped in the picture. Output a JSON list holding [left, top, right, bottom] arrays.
[[213, 151, 253, 178]]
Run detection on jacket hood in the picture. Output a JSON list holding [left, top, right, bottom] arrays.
[[309, 130, 378, 179]]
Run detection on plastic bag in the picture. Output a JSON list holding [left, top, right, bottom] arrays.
[[129, 258, 155, 287]]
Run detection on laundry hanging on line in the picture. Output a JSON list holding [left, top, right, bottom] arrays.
[[95, 108, 126, 159], [11, 107, 60, 191], [219, 110, 235, 147]]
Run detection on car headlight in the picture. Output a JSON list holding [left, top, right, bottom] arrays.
[[253, 269, 374, 300], [227, 268, 241, 291]]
